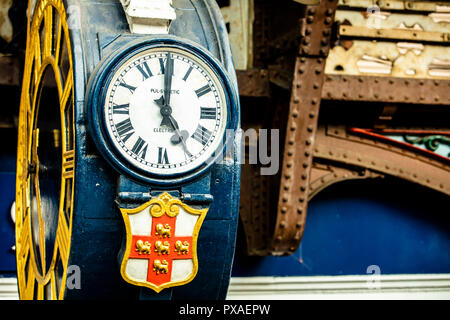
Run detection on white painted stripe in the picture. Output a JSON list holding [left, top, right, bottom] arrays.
[[0, 278, 19, 300], [2, 274, 450, 300], [226, 274, 450, 300]]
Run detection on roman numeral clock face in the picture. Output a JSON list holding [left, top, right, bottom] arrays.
[[104, 47, 228, 176]]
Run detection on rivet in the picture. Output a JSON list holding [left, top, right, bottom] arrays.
[[294, 98, 300, 104], [280, 221, 286, 228], [293, 110, 299, 118], [301, 173, 307, 180], [300, 186, 306, 192], [299, 197, 305, 203], [313, 83, 319, 89], [288, 150, 294, 156], [287, 162, 293, 168], [305, 151, 311, 157], [309, 111, 315, 118], [281, 207, 287, 214], [302, 162, 309, 168], [307, 7, 316, 15], [307, 125, 314, 132], [305, 139, 312, 146], [296, 222, 302, 228], [289, 139, 295, 145], [297, 208, 303, 214]]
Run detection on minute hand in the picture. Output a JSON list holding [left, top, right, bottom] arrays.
[[164, 54, 174, 107], [168, 115, 192, 158]]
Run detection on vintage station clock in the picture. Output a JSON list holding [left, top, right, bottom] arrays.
[[16, 0, 240, 300], [88, 38, 236, 183]]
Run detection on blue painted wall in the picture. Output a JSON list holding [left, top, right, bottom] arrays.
[[0, 149, 17, 273], [2, 145, 450, 278], [232, 178, 450, 277]]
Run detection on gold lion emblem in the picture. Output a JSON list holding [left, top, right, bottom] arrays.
[[153, 260, 169, 275], [135, 240, 151, 255], [154, 240, 170, 255], [155, 223, 171, 238], [174, 240, 190, 255]]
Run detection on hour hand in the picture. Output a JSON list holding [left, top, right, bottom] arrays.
[[154, 96, 164, 107], [154, 96, 172, 127]]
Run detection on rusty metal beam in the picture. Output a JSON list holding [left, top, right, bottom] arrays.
[[236, 69, 270, 97], [314, 125, 450, 195], [322, 74, 450, 105], [271, 0, 339, 256], [309, 161, 382, 200], [339, 25, 450, 43]]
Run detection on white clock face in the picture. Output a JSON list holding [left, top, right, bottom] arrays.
[[104, 47, 228, 175]]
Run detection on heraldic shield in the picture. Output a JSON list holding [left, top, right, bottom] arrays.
[[119, 192, 207, 293]]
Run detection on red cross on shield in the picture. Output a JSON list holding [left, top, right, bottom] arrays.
[[119, 193, 207, 293]]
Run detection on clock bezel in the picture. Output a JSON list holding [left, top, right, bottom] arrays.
[[87, 36, 239, 186]]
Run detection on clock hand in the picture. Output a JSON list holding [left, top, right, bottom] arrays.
[[152, 98, 191, 156], [167, 115, 192, 158], [154, 95, 172, 127], [163, 54, 174, 107], [154, 54, 174, 127]]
